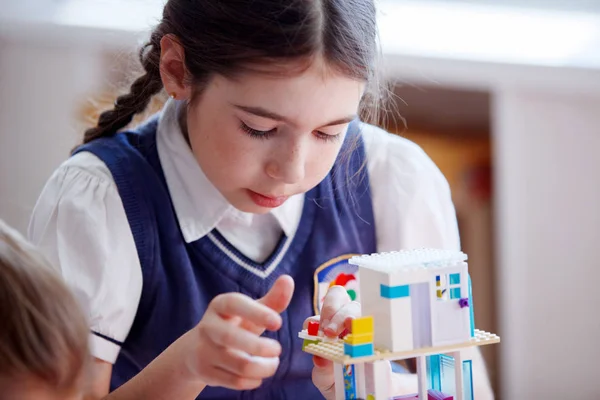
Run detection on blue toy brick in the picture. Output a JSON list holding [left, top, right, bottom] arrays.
[[427, 355, 442, 391], [344, 342, 374, 358], [449, 273, 461, 285], [468, 275, 475, 337], [440, 355, 456, 394], [450, 287, 461, 299], [463, 360, 474, 400], [380, 284, 410, 299], [343, 364, 357, 399]]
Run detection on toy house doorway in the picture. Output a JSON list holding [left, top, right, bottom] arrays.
[[410, 282, 432, 348]]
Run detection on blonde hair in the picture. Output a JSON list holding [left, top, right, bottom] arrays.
[[0, 220, 89, 392]]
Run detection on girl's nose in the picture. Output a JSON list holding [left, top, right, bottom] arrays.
[[266, 140, 306, 184]]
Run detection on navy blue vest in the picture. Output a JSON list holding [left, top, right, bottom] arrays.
[[75, 117, 376, 399]]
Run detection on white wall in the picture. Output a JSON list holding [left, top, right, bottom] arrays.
[[493, 88, 600, 399], [0, 37, 103, 233]]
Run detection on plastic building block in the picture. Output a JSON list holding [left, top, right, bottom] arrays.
[[344, 333, 374, 345], [303, 339, 319, 351], [369, 360, 390, 399], [298, 248, 500, 400], [347, 289, 357, 301], [428, 355, 441, 391], [463, 360, 474, 400], [449, 273, 460, 285], [380, 284, 410, 298], [343, 364, 357, 398], [344, 342, 374, 357], [338, 328, 349, 339], [450, 287, 461, 299], [391, 390, 453, 400], [355, 363, 367, 398], [351, 316, 374, 335], [439, 355, 456, 396], [301, 328, 499, 365], [298, 328, 337, 343], [333, 363, 345, 400], [468, 275, 475, 337], [428, 389, 453, 399], [349, 248, 467, 272], [308, 321, 320, 336]]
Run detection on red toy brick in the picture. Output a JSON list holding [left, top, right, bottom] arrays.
[[308, 321, 319, 336]]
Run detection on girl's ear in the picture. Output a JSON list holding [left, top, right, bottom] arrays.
[[159, 34, 192, 100]]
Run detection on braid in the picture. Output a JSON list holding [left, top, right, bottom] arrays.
[[82, 38, 164, 144]]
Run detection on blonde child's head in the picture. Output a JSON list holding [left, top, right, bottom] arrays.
[[0, 220, 89, 399]]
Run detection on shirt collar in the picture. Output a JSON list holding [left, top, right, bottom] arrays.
[[155, 99, 302, 243]]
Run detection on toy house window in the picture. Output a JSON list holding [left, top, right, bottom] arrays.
[[436, 273, 462, 300], [449, 273, 461, 299]]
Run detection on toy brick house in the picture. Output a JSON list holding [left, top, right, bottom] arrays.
[[299, 249, 499, 400]]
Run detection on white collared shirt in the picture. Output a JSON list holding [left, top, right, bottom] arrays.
[[28, 100, 460, 363]]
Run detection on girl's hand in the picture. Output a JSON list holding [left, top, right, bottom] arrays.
[[305, 285, 360, 400], [183, 275, 294, 391]]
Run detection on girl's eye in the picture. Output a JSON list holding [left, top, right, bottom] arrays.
[[240, 121, 276, 139], [240, 120, 342, 143], [314, 131, 342, 143]]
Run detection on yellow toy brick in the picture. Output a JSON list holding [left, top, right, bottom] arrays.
[[344, 333, 374, 345], [351, 316, 374, 335]]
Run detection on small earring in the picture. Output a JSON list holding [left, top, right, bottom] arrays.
[[169, 92, 177, 100]]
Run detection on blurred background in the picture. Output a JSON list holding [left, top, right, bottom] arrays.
[[1, 0, 599, 398]]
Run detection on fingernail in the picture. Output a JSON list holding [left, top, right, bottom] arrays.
[[251, 356, 280, 368], [324, 323, 338, 337], [268, 315, 280, 328]]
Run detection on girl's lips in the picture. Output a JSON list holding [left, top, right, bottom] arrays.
[[246, 190, 289, 208]]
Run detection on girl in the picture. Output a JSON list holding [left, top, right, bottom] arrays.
[[29, 0, 493, 399]]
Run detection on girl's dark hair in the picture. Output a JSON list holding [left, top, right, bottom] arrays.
[[83, 0, 381, 143]]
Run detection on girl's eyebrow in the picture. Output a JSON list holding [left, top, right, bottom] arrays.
[[233, 104, 356, 127]]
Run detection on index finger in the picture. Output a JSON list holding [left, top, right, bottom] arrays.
[[211, 293, 282, 331], [319, 285, 351, 325]]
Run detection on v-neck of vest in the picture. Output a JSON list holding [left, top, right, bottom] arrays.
[[190, 184, 319, 289]]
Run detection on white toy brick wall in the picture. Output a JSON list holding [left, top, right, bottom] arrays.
[[369, 361, 391, 399], [359, 268, 415, 352], [333, 363, 345, 400], [431, 263, 472, 346], [411, 282, 432, 348], [355, 251, 473, 351]]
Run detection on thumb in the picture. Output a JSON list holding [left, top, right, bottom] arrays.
[[258, 274, 294, 314], [239, 275, 294, 334], [312, 356, 336, 400]]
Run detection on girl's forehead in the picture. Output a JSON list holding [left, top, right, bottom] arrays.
[[222, 56, 364, 91], [210, 62, 365, 126]]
